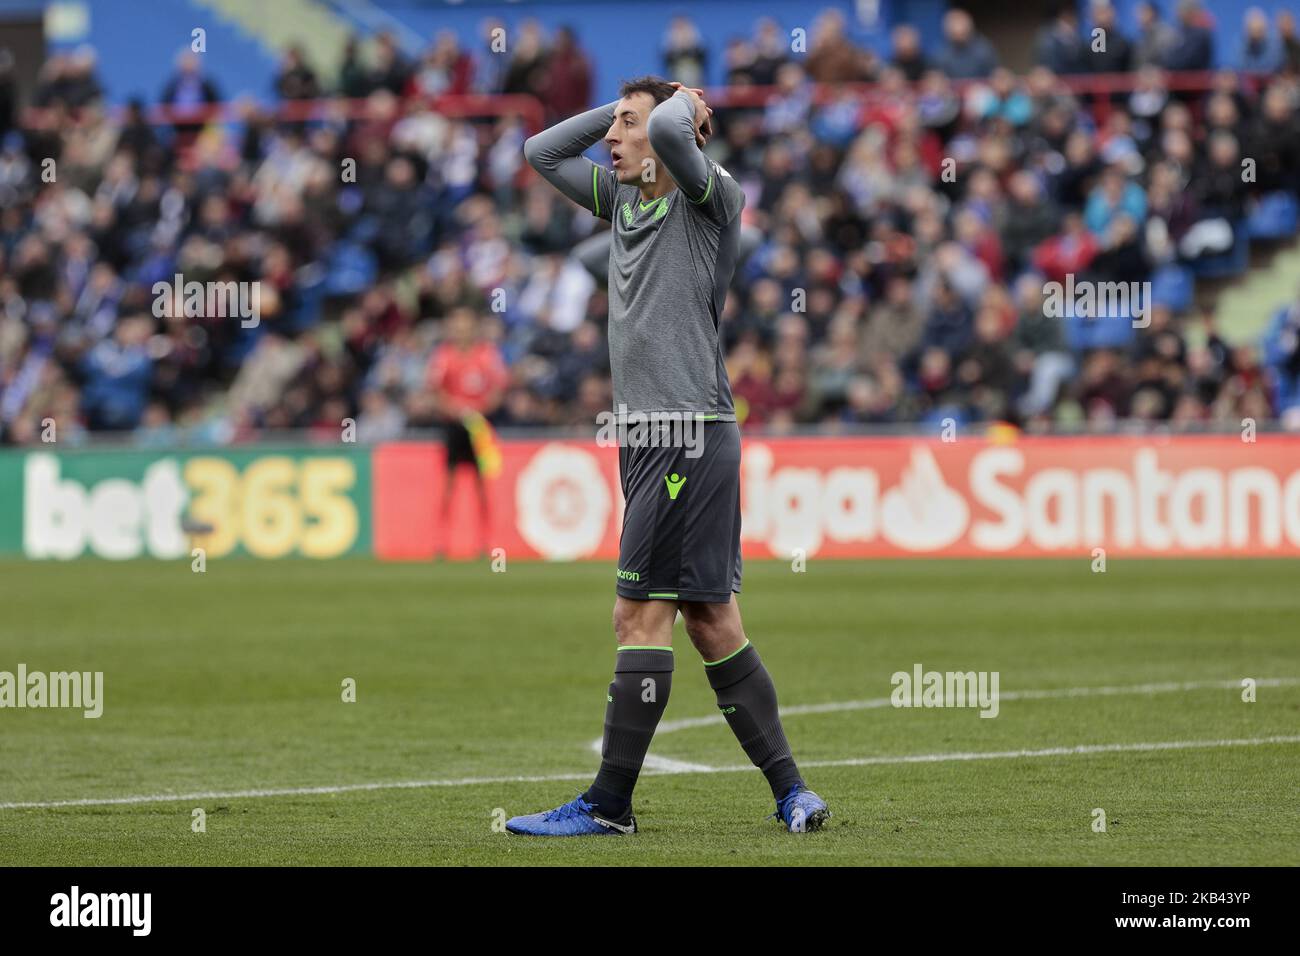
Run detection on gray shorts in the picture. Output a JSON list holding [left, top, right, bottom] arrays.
[[615, 420, 742, 604]]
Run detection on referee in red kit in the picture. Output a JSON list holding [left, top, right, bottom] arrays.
[[425, 307, 509, 558]]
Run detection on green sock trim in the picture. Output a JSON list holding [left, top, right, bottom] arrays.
[[704, 639, 750, 666], [618, 645, 673, 652]]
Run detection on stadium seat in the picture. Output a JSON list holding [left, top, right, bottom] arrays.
[[1246, 192, 1299, 241], [1150, 264, 1194, 313], [1262, 306, 1300, 410], [1064, 309, 1137, 351], [325, 241, 378, 297], [1189, 221, 1250, 279], [285, 264, 328, 333]]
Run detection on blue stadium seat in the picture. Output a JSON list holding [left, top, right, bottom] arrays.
[[1262, 306, 1299, 411], [223, 318, 265, 369], [1262, 307, 1293, 367], [1246, 192, 1299, 241], [1150, 264, 1194, 313], [1065, 309, 1137, 351], [325, 241, 378, 297], [285, 264, 328, 333], [1188, 221, 1250, 279]]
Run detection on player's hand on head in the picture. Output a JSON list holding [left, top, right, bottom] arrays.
[[669, 81, 713, 148]]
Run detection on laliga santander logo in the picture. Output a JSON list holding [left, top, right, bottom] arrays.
[[878, 447, 969, 551], [515, 445, 612, 559], [741, 443, 968, 555]]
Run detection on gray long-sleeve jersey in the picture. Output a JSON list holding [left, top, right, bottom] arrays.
[[524, 91, 746, 423]]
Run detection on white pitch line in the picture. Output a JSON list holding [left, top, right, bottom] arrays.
[[652, 677, 1300, 737], [793, 735, 1300, 770], [2, 735, 1297, 812], [3, 679, 1297, 811], [0, 772, 598, 811], [629, 677, 1300, 772]]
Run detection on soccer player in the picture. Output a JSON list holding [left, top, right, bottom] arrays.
[[508, 77, 828, 835]]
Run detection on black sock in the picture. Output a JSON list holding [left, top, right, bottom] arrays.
[[705, 642, 804, 800], [584, 646, 673, 817]]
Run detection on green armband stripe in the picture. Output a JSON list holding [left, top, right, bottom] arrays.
[[592, 164, 600, 216], [690, 173, 714, 205]]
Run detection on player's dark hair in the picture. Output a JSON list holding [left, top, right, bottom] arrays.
[[618, 75, 676, 106]]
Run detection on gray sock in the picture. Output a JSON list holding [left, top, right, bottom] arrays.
[[588, 647, 674, 811], [705, 642, 804, 799]]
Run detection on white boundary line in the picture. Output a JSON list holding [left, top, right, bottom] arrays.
[[1, 679, 1296, 811], [2, 735, 1296, 811], [630, 677, 1300, 773]]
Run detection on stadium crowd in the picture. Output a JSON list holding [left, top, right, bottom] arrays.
[[2, 0, 1300, 446]]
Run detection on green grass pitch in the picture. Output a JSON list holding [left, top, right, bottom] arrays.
[[0, 557, 1296, 866]]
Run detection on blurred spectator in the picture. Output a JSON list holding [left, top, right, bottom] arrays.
[[274, 45, 321, 100], [1089, 1, 1133, 73], [663, 17, 708, 90], [806, 9, 874, 84], [1278, 11, 1300, 73], [474, 18, 510, 95], [0, 49, 15, 139], [750, 19, 790, 86], [1084, 166, 1147, 236], [933, 9, 999, 79], [1238, 7, 1284, 73], [160, 51, 220, 135], [890, 25, 928, 83], [1164, 0, 1214, 72], [504, 20, 548, 96], [370, 32, 413, 96], [411, 31, 475, 98], [338, 35, 371, 97], [80, 314, 152, 430], [1134, 1, 1178, 69], [539, 26, 592, 121], [1035, 4, 1088, 76]]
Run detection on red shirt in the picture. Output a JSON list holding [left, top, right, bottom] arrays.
[[427, 342, 509, 416]]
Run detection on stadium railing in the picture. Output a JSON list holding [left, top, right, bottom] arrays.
[[18, 68, 1265, 135], [19, 90, 548, 132]]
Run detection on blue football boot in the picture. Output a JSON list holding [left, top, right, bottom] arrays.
[[505, 793, 637, 836], [773, 785, 830, 832]]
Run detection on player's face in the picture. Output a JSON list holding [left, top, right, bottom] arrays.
[[605, 92, 657, 185]]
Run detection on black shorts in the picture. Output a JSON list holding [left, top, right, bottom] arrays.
[[444, 421, 478, 469], [615, 420, 742, 604]]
